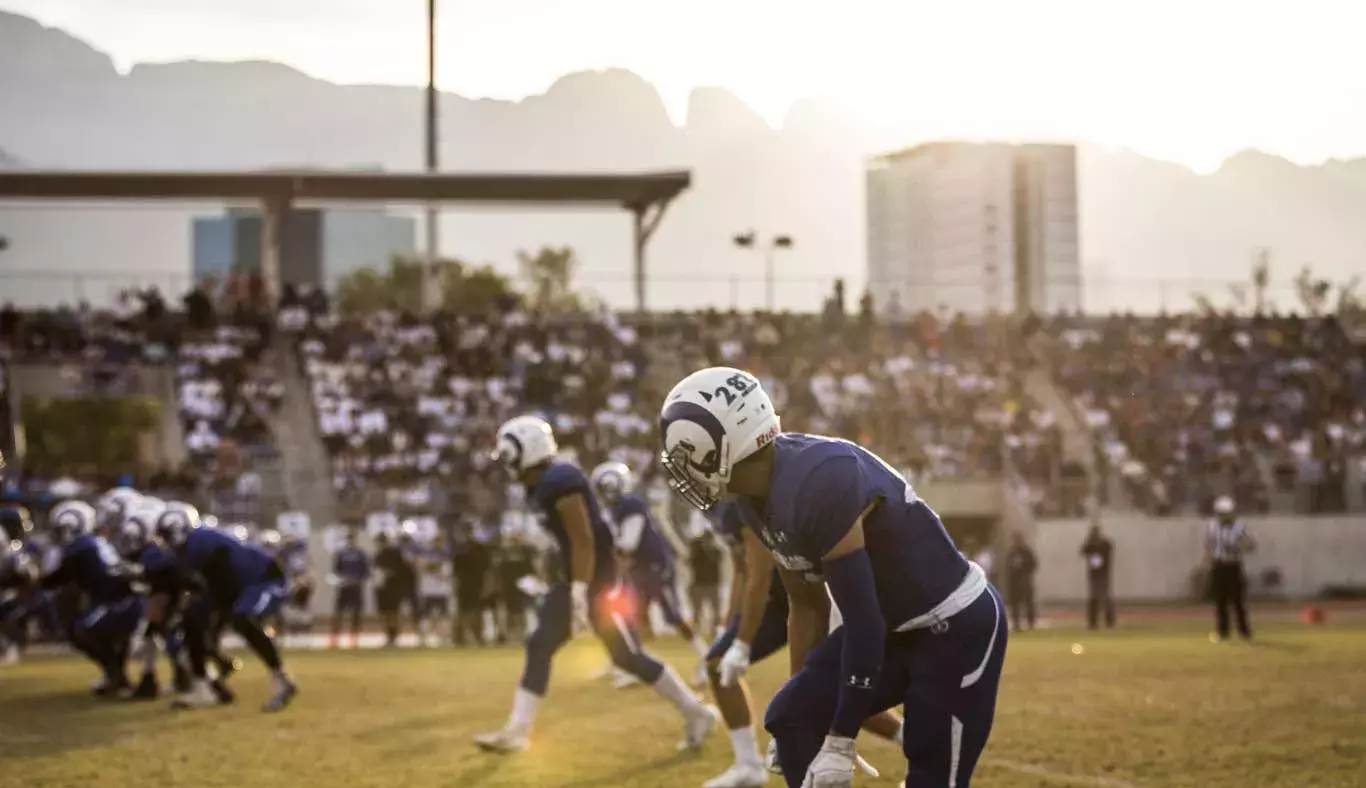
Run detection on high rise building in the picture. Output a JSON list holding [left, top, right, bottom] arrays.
[[192, 206, 416, 289], [866, 142, 1080, 316]]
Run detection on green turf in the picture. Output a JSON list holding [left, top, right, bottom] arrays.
[[2, 625, 1364, 787]]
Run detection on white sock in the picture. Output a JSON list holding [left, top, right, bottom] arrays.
[[690, 635, 709, 658], [730, 725, 762, 767], [652, 664, 705, 716], [509, 687, 542, 733], [895, 720, 904, 746]]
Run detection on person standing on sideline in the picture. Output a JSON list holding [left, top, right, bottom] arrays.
[[1004, 532, 1038, 632], [329, 530, 370, 649], [1205, 496, 1255, 641], [1080, 522, 1116, 630]]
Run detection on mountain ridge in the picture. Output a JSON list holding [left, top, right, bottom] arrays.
[[1, 9, 1362, 311]]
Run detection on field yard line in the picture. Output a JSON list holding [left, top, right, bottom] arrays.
[[992, 758, 1140, 788]]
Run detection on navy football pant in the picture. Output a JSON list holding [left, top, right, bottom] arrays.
[[73, 596, 145, 679], [630, 563, 688, 629], [766, 586, 1007, 788], [520, 582, 664, 696]]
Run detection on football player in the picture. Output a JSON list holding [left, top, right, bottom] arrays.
[[700, 501, 904, 788], [34, 500, 145, 697], [591, 460, 710, 687], [473, 415, 719, 754], [158, 507, 297, 712], [660, 368, 1007, 788], [0, 535, 39, 665], [117, 498, 210, 700]]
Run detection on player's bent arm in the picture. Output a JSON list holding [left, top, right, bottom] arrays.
[[735, 528, 776, 645], [820, 504, 885, 740], [555, 493, 597, 585], [778, 565, 830, 677]]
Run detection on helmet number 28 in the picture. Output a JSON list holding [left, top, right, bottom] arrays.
[[700, 373, 758, 407]]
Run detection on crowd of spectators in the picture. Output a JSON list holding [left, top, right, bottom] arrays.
[[286, 286, 1067, 530], [0, 278, 284, 525], [1042, 311, 1366, 516]]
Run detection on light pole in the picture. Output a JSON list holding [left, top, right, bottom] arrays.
[[422, 0, 440, 312], [732, 230, 793, 311]]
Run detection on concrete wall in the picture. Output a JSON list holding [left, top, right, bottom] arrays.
[[1034, 514, 1366, 603]]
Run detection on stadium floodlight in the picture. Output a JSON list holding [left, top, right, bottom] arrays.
[[732, 230, 794, 311]]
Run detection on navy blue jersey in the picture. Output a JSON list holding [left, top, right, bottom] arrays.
[[608, 493, 675, 568], [179, 528, 279, 600], [44, 535, 133, 603], [526, 462, 615, 585], [333, 547, 370, 585], [135, 543, 184, 596], [736, 433, 969, 627], [711, 501, 746, 551]]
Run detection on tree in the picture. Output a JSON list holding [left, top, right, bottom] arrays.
[[516, 245, 594, 313], [1251, 249, 1271, 313], [335, 255, 515, 315], [1293, 265, 1333, 317]]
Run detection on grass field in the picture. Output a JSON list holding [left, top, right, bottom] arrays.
[[2, 623, 1364, 788]]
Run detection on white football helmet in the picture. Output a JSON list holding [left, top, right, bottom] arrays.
[[1213, 495, 1235, 516], [120, 506, 161, 556], [492, 415, 559, 475], [97, 487, 142, 529], [49, 500, 98, 544], [155, 502, 201, 548], [659, 367, 780, 510], [590, 461, 633, 505]]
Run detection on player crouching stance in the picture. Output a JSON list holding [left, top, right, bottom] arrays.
[[661, 368, 1007, 788], [474, 416, 719, 754], [156, 506, 298, 712], [702, 500, 903, 787]]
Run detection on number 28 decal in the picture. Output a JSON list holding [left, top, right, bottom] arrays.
[[699, 373, 758, 406]]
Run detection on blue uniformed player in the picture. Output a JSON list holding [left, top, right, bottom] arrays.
[[660, 367, 1007, 788], [0, 534, 41, 665], [473, 415, 719, 754], [700, 501, 904, 788], [591, 460, 710, 686], [35, 500, 146, 697], [157, 509, 298, 712], [118, 499, 214, 699]]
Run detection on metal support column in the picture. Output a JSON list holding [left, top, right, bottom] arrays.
[[260, 194, 287, 306], [631, 198, 672, 314]]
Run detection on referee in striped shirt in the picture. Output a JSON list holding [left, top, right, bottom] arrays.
[[1205, 496, 1256, 641]]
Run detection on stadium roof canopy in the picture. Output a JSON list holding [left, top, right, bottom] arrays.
[[0, 170, 692, 310], [0, 170, 690, 206]]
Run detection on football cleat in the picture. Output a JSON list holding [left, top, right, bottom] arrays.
[[211, 678, 236, 704], [473, 727, 530, 753], [702, 762, 769, 787], [170, 680, 222, 710], [681, 704, 721, 750], [263, 675, 297, 713], [127, 673, 160, 701]]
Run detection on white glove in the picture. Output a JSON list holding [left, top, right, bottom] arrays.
[[570, 581, 591, 633], [717, 639, 751, 687], [801, 735, 857, 788]]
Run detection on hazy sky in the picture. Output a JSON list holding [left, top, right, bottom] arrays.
[[6, 0, 1365, 171]]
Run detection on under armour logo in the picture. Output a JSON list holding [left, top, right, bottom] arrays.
[[847, 675, 872, 689], [930, 619, 950, 635]]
